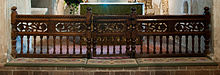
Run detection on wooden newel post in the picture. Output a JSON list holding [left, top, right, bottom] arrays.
[[11, 6, 18, 58], [130, 7, 137, 58], [86, 7, 92, 59], [204, 7, 211, 55]]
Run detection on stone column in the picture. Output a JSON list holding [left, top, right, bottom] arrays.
[[0, 0, 31, 65], [213, 0, 220, 62], [0, 0, 8, 65]]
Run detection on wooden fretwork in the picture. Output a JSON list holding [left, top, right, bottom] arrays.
[[11, 6, 211, 58]]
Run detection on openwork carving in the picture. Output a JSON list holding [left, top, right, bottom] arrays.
[[17, 22, 47, 32], [56, 22, 87, 32], [175, 22, 205, 32], [96, 23, 126, 33], [137, 23, 167, 32]]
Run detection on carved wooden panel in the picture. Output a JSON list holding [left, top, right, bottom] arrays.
[[137, 22, 168, 32], [56, 22, 87, 32], [96, 23, 126, 33], [17, 22, 48, 32], [175, 22, 205, 32]]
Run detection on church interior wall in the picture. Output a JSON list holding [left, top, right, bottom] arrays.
[[213, 0, 220, 62], [0, 0, 31, 64]]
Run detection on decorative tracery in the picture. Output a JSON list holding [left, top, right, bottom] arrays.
[[137, 22, 167, 32], [56, 22, 87, 32], [96, 23, 126, 33], [175, 22, 205, 32], [17, 22, 48, 32]]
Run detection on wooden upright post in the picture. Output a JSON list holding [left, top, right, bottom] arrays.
[[204, 7, 211, 55], [130, 7, 137, 58], [86, 7, 92, 59], [11, 6, 18, 58]]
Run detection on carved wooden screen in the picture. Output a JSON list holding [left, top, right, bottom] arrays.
[[11, 6, 211, 58], [134, 14, 211, 57], [92, 15, 131, 57], [11, 7, 92, 58]]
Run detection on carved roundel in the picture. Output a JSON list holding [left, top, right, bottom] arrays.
[[16, 22, 47, 32], [96, 23, 126, 33], [175, 22, 205, 32], [56, 22, 87, 32], [138, 22, 167, 32], [17, 23, 25, 31]]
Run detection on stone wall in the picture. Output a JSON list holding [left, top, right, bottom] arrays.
[[31, 0, 54, 15], [0, 0, 31, 65], [213, 0, 220, 62], [168, 0, 212, 15], [191, 0, 213, 15], [0, 65, 220, 75], [31, 0, 66, 15], [0, 0, 8, 64], [168, 0, 191, 15]]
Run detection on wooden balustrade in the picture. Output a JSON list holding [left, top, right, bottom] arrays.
[[11, 6, 211, 58]]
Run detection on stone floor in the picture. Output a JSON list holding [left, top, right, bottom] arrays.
[[0, 62, 220, 75], [5, 57, 217, 67], [0, 57, 218, 75]]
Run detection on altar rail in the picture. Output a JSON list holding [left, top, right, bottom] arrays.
[[11, 6, 211, 58]]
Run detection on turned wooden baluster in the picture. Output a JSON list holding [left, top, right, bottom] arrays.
[[92, 35, 97, 57], [66, 36, 69, 54], [126, 35, 130, 55], [185, 35, 188, 53], [192, 35, 195, 53], [26, 22, 30, 54], [86, 7, 92, 58], [172, 35, 175, 54], [101, 37, 104, 55], [20, 36, 23, 54], [27, 35, 30, 54], [47, 36, 49, 54], [113, 37, 116, 55], [53, 36, 56, 54], [153, 36, 156, 54], [40, 36, 43, 54], [80, 37, 82, 55], [198, 35, 201, 53], [11, 6, 18, 57], [166, 36, 169, 54], [159, 36, 163, 54], [60, 36, 63, 54], [120, 37, 122, 54], [107, 37, 110, 55], [179, 35, 182, 53], [140, 36, 143, 54], [73, 36, 76, 54], [147, 36, 150, 54], [34, 36, 37, 54]]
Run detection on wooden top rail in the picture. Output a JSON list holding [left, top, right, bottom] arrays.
[[16, 15, 86, 18], [17, 32, 85, 36], [137, 15, 207, 19], [93, 15, 129, 19]]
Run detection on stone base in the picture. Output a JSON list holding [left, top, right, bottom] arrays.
[[5, 57, 217, 67], [0, 64, 220, 75]]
